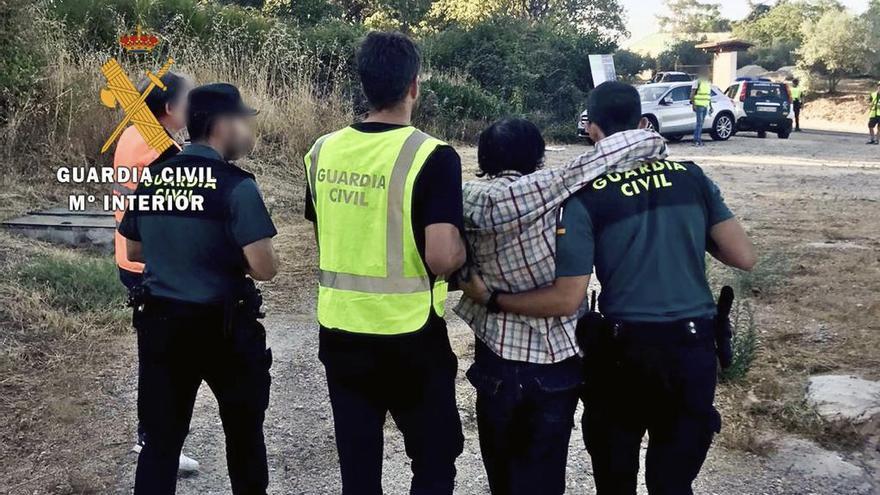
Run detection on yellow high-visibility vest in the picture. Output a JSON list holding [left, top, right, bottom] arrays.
[[871, 92, 879, 118], [304, 126, 448, 335], [693, 80, 711, 108], [790, 86, 802, 102]]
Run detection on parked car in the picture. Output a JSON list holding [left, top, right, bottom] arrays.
[[651, 71, 695, 83], [577, 81, 736, 143], [724, 78, 793, 139]]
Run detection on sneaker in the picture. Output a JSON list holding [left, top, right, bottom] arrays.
[[131, 442, 200, 474], [868, 140, 877, 145], [178, 453, 200, 473]]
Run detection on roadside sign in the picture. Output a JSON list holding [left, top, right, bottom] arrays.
[[589, 54, 617, 86]]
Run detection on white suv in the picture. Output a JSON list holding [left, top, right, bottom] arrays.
[[578, 82, 737, 143]]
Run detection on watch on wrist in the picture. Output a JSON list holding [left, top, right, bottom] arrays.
[[486, 291, 503, 313]]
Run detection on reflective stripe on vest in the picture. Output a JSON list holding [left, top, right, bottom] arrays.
[[694, 80, 711, 107], [305, 126, 448, 334], [872, 92, 879, 117]]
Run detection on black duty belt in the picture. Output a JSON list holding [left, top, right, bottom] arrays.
[[605, 318, 715, 346]]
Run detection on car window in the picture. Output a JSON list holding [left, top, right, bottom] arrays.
[[725, 85, 738, 99], [747, 83, 785, 99], [639, 85, 670, 102], [669, 86, 691, 101]]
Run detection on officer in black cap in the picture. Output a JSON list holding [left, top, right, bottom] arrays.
[[118, 83, 279, 495]]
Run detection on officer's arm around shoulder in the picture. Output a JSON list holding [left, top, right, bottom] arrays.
[[710, 218, 757, 271]]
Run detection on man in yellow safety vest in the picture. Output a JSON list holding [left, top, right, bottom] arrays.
[[690, 70, 712, 147], [790, 78, 803, 132], [303, 31, 466, 494], [868, 82, 880, 145]]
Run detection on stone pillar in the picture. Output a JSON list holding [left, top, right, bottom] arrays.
[[713, 51, 737, 89]]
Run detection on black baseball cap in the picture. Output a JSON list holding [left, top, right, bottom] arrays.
[[188, 83, 258, 118]]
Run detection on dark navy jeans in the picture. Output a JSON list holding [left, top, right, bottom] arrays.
[[468, 340, 582, 495]]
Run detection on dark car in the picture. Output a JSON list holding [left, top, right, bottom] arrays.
[[725, 79, 793, 139]]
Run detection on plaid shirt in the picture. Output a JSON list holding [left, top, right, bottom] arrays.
[[455, 130, 668, 364]]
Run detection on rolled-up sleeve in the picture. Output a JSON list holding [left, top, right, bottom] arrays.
[[228, 178, 277, 247]]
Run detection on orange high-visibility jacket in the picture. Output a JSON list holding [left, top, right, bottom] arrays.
[[113, 126, 159, 273]]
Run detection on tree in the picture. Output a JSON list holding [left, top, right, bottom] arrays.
[[614, 50, 654, 81], [656, 0, 731, 36], [864, 0, 880, 74], [799, 9, 870, 93], [426, 0, 626, 38], [655, 38, 712, 72], [733, 0, 846, 71]]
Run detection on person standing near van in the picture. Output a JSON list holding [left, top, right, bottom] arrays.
[[690, 71, 712, 147], [868, 82, 880, 144]]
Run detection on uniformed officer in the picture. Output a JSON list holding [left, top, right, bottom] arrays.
[[111, 71, 200, 473], [462, 81, 757, 494], [303, 31, 466, 494], [868, 82, 880, 145], [690, 69, 712, 147], [790, 78, 803, 132], [118, 83, 279, 495]]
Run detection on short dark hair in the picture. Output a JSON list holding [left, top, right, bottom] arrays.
[[587, 81, 642, 137], [477, 118, 545, 178], [356, 31, 421, 111], [792, 78, 800, 84], [139, 72, 187, 120], [187, 110, 214, 142]]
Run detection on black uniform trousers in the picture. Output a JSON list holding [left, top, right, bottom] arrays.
[[793, 100, 802, 130], [581, 318, 720, 495], [319, 315, 465, 495], [467, 340, 581, 495], [119, 268, 148, 443], [134, 297, 272, 495]]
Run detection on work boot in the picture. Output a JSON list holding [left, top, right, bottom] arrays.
[[132, 440, 201, 474]]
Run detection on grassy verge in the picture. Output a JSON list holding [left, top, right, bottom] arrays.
[[0, 232, 129, 493]]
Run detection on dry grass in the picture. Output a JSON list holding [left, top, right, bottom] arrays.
[[0, 5, 352, 217]]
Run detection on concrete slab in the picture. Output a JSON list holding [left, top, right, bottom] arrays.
[[2, 209, 115, 252]]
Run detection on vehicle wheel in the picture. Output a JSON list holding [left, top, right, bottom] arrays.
[[644, 115, 660, 135], [757, 130, 767, 138], [710, 113, 734, 141], [777, 128, 791, 139], [663, 134, 684, 142]]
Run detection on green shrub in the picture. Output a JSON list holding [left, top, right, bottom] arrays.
[[418, 76, 507, 140], [0, 1, 45, 116], [17, 255, 123, 313]]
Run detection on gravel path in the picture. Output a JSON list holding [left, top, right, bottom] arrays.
[[109, 129, 880, 494]]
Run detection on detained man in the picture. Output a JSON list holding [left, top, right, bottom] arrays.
[[462, 81, 756, 495], [455, 117, 667, 494]]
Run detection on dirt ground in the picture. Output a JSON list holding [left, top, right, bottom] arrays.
[[3, 128, 880, 494]]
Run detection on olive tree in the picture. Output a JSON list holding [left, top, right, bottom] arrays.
[[798, 9, 871, 93]]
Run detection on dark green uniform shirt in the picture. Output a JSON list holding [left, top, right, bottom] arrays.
[[555, 159, 733, 322], [118, 144, 277, 304]]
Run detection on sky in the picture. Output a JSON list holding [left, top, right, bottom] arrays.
[[620, 0, 872, 42]]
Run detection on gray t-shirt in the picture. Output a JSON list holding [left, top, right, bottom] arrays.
[[118, 144, 277, 304], [555, 159, 733, 322]]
